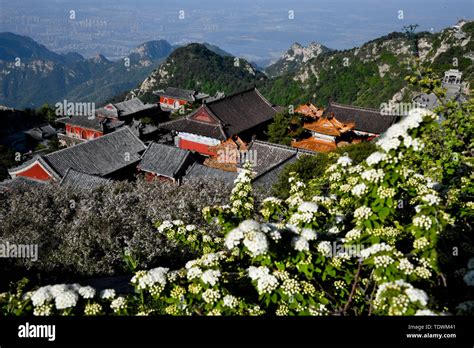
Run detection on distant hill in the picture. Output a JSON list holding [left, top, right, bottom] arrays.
[[265, 42, 333, 78], [260, 21, 474, 107], [131, 43, 267, 99], [0, 33, 174, 109]]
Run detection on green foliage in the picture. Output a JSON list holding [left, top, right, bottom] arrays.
[[273, 141, 377, 198], [266, 112, 305, 146], [0, 145, 16, 181], [149, 44, 266, 97]]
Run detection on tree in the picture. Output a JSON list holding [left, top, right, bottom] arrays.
[[266, 112, 305, 145]]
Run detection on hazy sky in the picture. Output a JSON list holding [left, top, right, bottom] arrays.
[[0, 0, 472, 64]]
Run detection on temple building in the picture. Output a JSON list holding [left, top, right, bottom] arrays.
[[56, 116, 124, 146], [236, 140, 315, 189], [155, 87, 209, 111], [137, 143, 195, 183], [413, 69, 466, 111], [292, 102, 398, 153], [160, 87, 279, 156], [295, 102, 324, 118], [292, 115, 356, 152], [8, 127, 146, 182], [57, 98, 161, 146]]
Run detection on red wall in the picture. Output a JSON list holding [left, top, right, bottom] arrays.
[[65, 125, 103, 140], [192, 109, 215, 123], [143, 172, 174, 183], [16, 163, 52, 181], [160, 96, 187, 107], [179, 138, 216, 156]]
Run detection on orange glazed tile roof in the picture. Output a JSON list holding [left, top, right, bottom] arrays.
[[202, 158, 238, 172], [291, 138, 337, 153], [303, 117, 355, 136], [295, 103, 324, 118]]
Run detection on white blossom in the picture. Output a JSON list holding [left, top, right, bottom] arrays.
[[354, 206, 372, 220], [337, 156, 352, 167], [352, 183, 368, 197], [78, 286, 96, 299], [55, 290, 78, 310], [223, 295, 239, 309], [100, 289, 116, 300], [31, 287, 53, 307], [366, 151, 388, 166], [201, 269, 221, 286], [317, 241, 333, 257], [292, 236, 310, 251], [298, 202, 319, 213]]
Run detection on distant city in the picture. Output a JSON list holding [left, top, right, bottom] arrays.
[[0, 0, 472, 66]]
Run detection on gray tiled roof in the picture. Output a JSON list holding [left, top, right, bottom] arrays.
[[245, 140, 298, 176], [253, 156, 298, 189], [138, 143, 193, 178], [205, 88, 277, 136], [114, 98, 156, 116], [60, 169, 110, 190], [42, 127, 146, 177], [161, 88, 277, 139], [0, 176, 47, 191], [96, 98, 156, 118], [159, 87, 196, 102], [412, 93, 439, 110], [325, 102, 398, 134], [241, 140, 317, 189], [183, 163, 238, 184], [57, 116, 125, 131], [23, 124, 57, 141], [160, 117, 227, 140]]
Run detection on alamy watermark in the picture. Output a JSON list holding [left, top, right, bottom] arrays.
[[327, 241, 365, 258], [217, 149, 258, 165], [380, 101, 427, 116], [55, 99, 96, 119], [0, 242, 38, 261]]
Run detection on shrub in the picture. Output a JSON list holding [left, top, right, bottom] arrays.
[[0, 178, 236, 287]]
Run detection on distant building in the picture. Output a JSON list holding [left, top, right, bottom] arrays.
[[8, 127, 146, 182], [137, 143, 195, 184], [291, 102, 397, 153], [57, 98, 161, 146], [293, 116, 355, 153], [23, 124, 57, 148], [0, 107, 56, 152], [56, 116, 124, 146], [160, 87, 278, 156], [155, 87, 209, 111], [323, 102, 398, 137], [413, 69, 465, 111]]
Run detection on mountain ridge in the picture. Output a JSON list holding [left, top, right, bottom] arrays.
[[0, 33, 175, 108]]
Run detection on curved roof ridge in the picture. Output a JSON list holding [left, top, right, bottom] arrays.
[[329, 101, 382, 113]]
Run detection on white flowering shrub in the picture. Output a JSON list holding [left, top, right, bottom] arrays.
[[0, 178, 236, 281], [1, 72, 472, 316]]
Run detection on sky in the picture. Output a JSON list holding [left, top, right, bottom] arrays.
[[0, 0, 473, 65]]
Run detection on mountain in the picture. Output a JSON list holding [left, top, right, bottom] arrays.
[[202, 43, 233, 57], [0, 33, 174, 109], [261, 20, 474, 108], [132, 43, 267, 99], [265, 42, 332, 78]]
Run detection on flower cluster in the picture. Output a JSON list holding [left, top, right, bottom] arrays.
[[374, 280, 429, 315], [225, 220, 269, 257], [248, 266, 279, 294]]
